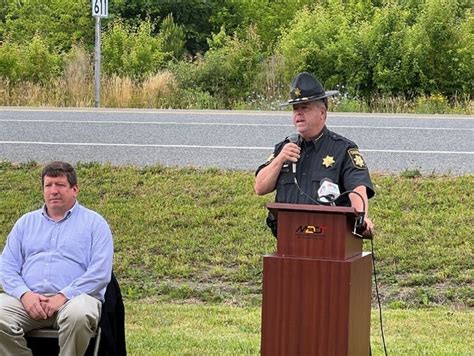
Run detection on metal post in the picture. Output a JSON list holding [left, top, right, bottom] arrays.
[[94, 16, 101, 108]]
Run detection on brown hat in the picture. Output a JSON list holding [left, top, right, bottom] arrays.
[[280, 72, 338, 107]]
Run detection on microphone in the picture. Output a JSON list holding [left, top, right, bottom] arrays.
[[317, 178, 340, 204], [287, 133, 301, 174]]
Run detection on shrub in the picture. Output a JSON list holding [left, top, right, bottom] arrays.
[[0, 41, 22, 82], [21, 36, 62, 83], [403, 0, 473, 97], [363, 4, 412, 97], [0, 35, 62, 84], [102, 19, 166, 79], [277, 4, 366, 94], [171, 25, 265, 108], [1, 0, 93, 52]]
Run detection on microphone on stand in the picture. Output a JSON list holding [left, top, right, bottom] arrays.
[[317, 178, 340, 205]]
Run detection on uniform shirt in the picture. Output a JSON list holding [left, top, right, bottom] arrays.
[[256, 126, 374, 234], [1, 202, 113, 302]]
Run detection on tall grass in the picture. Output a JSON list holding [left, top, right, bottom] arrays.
[[0, 46, 176, 108], [0, 50, 472, 112]]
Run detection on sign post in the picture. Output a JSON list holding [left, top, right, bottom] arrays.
[[92, 0, 108, 108]]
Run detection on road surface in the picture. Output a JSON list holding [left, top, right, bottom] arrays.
[[0, 107, 472, 174]]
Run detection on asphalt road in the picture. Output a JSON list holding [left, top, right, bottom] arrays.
[[0, 107, 473, 174]]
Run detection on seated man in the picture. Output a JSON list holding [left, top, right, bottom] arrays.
[[0, 161, 113, 356]]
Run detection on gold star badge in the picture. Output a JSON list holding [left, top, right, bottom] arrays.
[[294, 88, 301, 97], [322, 155, 335, 168], [348, 148, 367, 169]]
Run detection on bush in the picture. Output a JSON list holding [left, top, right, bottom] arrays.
[[102, 19, 167, 79], [0, 36, 62, 84], [22, 36, 62, 83], [403, 0, 473, 97], [276, 0, 472, 101], [277, 4, 367, 94], [363, 4, 412, 97], [0, 0, 93, 52], [171, 25, 264, 108], [160, 14, 186, 61], [0, 41, 22, 82]]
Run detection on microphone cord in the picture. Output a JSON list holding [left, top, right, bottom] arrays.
[[293, 176, 322, 205], [339, 190, 387, 354], [370, 238, 389, 356], [334, 190, 366, 214]]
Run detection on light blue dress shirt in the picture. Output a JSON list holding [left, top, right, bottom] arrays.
[[1, 202, 113, 302]]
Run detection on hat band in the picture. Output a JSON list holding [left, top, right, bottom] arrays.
[[289, 93, 325, 103]]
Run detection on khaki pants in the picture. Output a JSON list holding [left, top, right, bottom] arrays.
[[0, 293, 101, 356]]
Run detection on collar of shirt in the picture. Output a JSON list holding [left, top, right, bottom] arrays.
[[302, 126, 327, 150], [41, 201, 77, 222]]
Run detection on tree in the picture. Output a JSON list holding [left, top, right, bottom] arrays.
[[1, 0, 94, 52], [113, 0, 225, 54], [160, 14, 186, 61], [403, 0, 473, 96]]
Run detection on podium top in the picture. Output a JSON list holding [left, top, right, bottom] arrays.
[[267, 202, 358, 218], [267, 202, 362, 260]]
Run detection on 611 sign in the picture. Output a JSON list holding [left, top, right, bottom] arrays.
[[92, 0, 108, 17]]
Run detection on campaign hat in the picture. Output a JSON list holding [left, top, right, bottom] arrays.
[[280, 72, 338, 107]]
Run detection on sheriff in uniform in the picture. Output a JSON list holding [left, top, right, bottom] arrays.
[[255, 72, 375, 236]]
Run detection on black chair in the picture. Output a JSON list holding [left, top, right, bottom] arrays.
[[25, 272, 126, 356], [26, 326, 101, 356]]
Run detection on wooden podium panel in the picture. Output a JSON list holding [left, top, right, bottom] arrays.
[[261, 253, 372, 356], [268, 203, 362, 260]]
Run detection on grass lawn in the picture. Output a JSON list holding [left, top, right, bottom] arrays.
[[0, 162, 472, 354], [125, 302, 473, 355]]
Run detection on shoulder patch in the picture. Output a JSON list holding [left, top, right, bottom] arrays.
[[348, 148, 367, 169]]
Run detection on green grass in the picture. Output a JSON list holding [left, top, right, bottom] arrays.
[[1, 161, 472, 353], [0, 161, 472, 308], [125, 302, 473, 355]]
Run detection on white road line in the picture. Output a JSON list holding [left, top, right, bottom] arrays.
[[0, 119, 472, 131], [362, 149, 473, 155], [0, 107, 472, 120], [0, 141, 473, 154]]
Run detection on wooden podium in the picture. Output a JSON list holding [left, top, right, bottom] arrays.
[[261, 203, 372, 356]]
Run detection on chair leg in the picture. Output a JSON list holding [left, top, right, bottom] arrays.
[[92, 327, 101, 356]]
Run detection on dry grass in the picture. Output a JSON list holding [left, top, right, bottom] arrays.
[[62, 45, 94, 107], [0, 71, 177, 109], [101, 75, 135, 107], [142, 71, 177, 108], [0, 60, 471, 113]]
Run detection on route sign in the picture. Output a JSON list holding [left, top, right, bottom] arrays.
[[92, 0, 108, 18]]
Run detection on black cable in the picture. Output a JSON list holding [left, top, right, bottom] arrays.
[[371, 238, 388, 356], [293, 176, 322, 205], [334, 190, 366, 214]]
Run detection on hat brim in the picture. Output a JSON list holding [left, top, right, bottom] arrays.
[[279, 90, 339, 108]]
